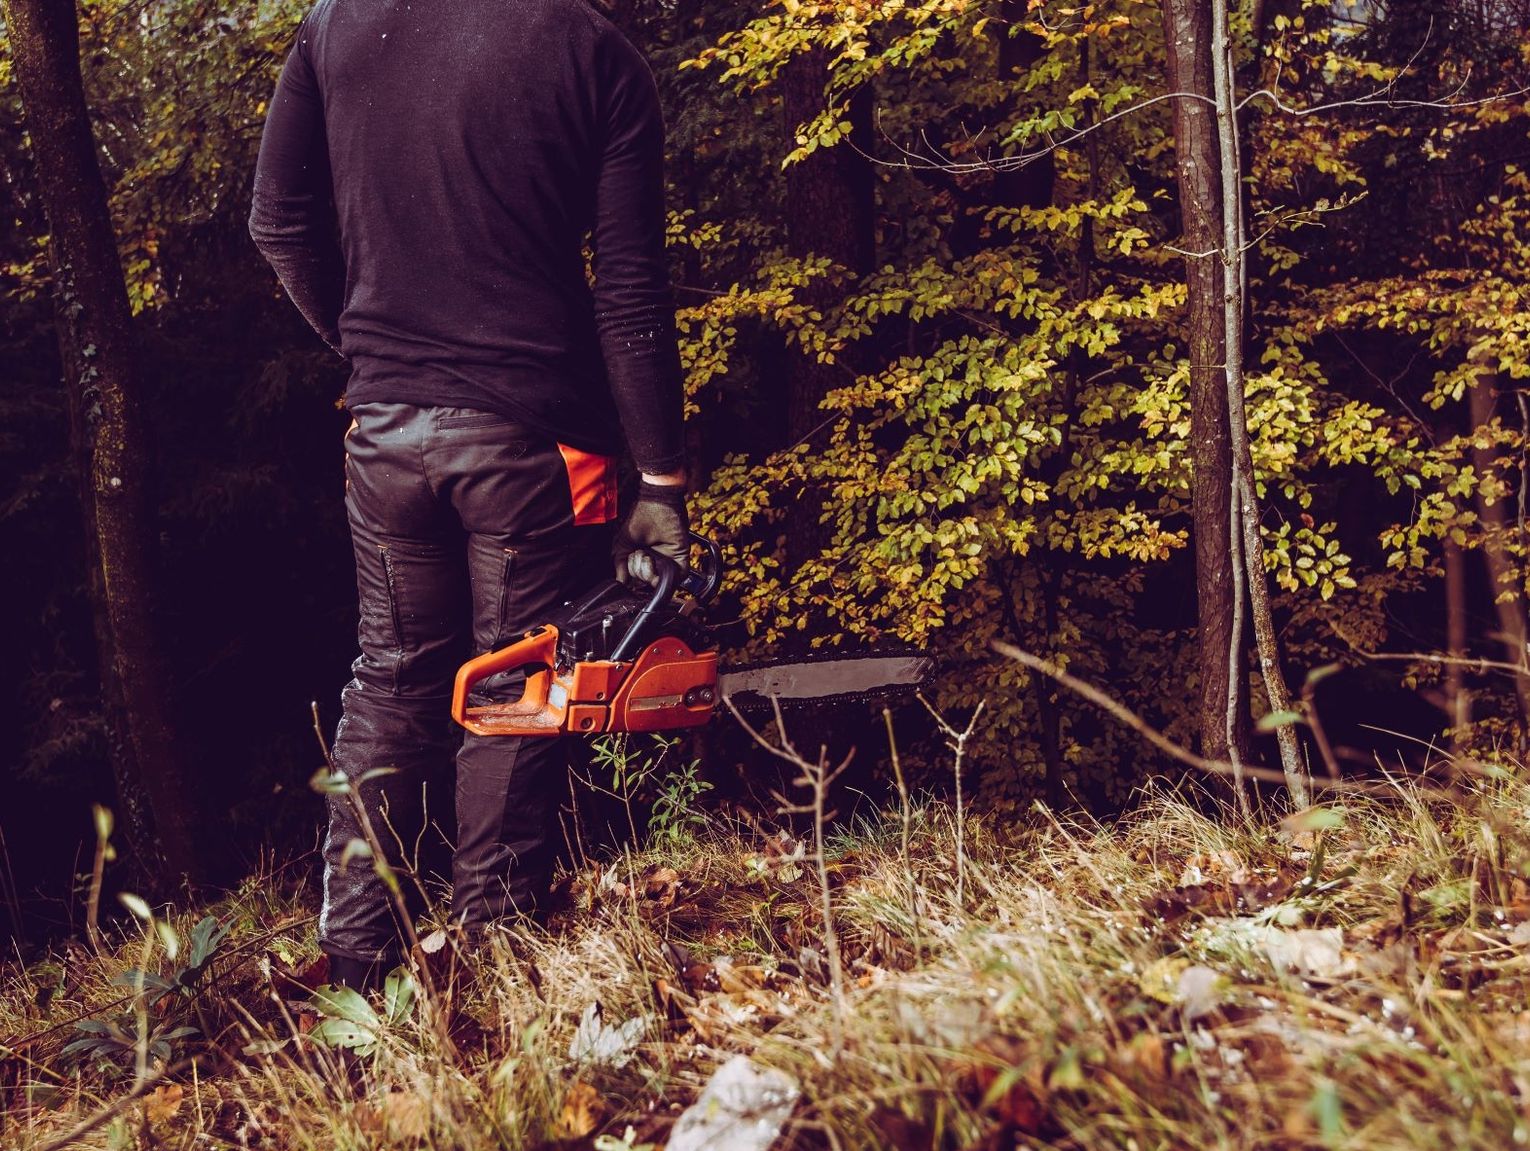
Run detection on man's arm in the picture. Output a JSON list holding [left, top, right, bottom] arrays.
[[590, 35, 686, 481], [249, 21, 345, 354]]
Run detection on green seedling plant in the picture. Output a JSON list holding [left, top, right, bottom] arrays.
[[591, 733, 712, 847], [1286, 806, 1360, 912], [118, 915, 233, 1006], [651, 747, 711, 846], [308, 968, 417, 1059], [65, 894, 203, 1079], [61, 1014, 197, 1075]]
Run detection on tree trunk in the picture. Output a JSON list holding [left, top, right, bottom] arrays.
[[1210, 0, 1308, 807], [4, 0, 201, 884], [996, 0, 1055, 212], [782, 49, 875, 447], [1467, 357, 1530, 734], [1158, 0, 1251, 775], [1443, 538, 1470, 751]]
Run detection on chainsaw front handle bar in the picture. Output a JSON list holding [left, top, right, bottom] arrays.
[[610, 552, 678, 661]]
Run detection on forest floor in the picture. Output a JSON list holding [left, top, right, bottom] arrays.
[[3, 775, 1530, 1151]]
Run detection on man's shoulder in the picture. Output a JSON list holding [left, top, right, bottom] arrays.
[[301, 0, 630, 50]]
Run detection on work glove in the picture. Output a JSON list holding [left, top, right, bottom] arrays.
[[613, 480, 689, 586]]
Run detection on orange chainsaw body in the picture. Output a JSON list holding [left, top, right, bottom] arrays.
[[451, 536, 723, 738], [451, 625, 718, 737]]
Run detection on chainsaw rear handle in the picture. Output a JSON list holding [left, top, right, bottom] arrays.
[[450, 623, 557, 731], [680, 531, 723, 603]]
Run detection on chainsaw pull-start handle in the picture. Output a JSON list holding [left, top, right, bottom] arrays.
[[451, 625, 559, 732]]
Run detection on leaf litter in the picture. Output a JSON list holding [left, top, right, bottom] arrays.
[[10, 785, 1530, 1149]]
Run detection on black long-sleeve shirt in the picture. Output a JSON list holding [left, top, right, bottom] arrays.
[[249, 0, 685, 474]]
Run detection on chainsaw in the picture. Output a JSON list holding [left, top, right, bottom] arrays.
[[450, 533, 932, 737]]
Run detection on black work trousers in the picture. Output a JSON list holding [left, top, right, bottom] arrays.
[[321, 401, 615, 963]]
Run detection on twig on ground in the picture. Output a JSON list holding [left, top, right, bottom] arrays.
[[1301, 674, 1343, 783], [917, 696, 984, 907], [725, 695, 853, 1056], [882, 708, 922, 960]]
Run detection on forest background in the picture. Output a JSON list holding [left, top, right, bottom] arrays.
[[3, 0, 1530, 938]]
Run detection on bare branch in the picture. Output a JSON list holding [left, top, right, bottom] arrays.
[[992, 642, 1459, 800], [861, 91, 1214, 175]]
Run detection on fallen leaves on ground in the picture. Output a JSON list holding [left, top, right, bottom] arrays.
[[557, 1079, 605, 1139]]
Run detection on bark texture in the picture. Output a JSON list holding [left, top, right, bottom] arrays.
[[1468, 358, 1530, 732], [4, 0, 201, 882], [1208, 0, 1308, 806], [1158, 0, 1249, 767]]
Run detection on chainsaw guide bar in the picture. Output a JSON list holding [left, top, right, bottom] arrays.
[[718, 652, 934, 711]]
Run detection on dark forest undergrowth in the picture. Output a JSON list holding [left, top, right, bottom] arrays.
[[4, 770, 1530, 1151]]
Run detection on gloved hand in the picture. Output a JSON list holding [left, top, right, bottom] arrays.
[[613, 480, 689, 586]]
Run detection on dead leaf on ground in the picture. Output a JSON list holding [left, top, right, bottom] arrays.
[[653, 976, 695, 1024], [1508, 877, 1530, 917], [366, 1090, 432, 1141], [1255, 926, 1354, 979], [681, 987, 794, 1043], [763, 830, 804, 862], [963, 1035, 1049, 1136], [1138, 954, 1232, 1020], [854, 962, 891, 989], [868, 1106, 936, 1150], [1177, 850, 1251, 887], [144, 1083, 184, 1124], [643, 866, 682, 907], [713, 959, 771, 995], [558, 1080, 604, 1139], [1112, 1030, 1169, 1083], [264, 950, 330, 998], [666, 1055, 799, 1151], [1144, 875, 1293, 924]]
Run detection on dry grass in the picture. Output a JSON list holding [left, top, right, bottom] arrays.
[[5, 772, 1530, 1150]]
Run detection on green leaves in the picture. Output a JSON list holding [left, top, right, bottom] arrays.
[[308, 969, 417, 1058]]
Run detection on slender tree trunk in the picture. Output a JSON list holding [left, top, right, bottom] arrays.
[[1209, 0, 1308, 807], [782, 49, 875, 446], [1159, 0, 1251, 778], [4, 0, 201, 884], [1443, 539, 1470, 751], [1467, 358, 1530, 735]]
